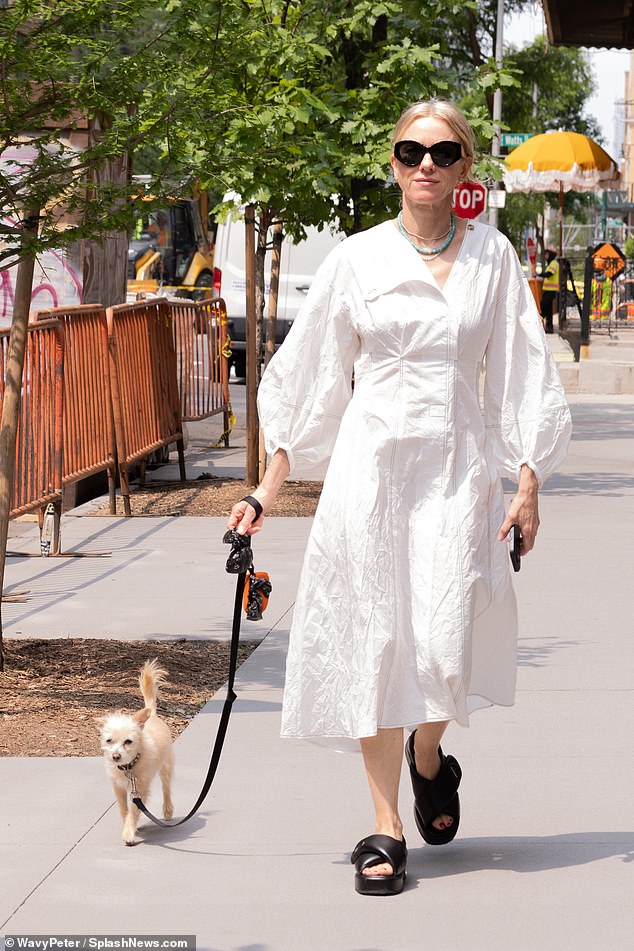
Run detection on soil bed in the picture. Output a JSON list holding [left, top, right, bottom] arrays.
[[0, 638, 259, 757], [2, 476, 320, 757], [87, 476, 322, 518]]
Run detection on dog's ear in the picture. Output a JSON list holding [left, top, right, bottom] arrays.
[[134, 707, 152, 727]]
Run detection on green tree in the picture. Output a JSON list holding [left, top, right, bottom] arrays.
[[498, 35, 601, 259], [503, 35, 600, 140], [0, 0, 246, 262], [202, 0, 511, 241], [431, 0, 531, 117]]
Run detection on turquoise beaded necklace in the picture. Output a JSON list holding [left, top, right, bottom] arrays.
[[397, 211, 456, 256]]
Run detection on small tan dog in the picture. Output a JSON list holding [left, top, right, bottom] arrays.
[[97, 659, 174, 845]]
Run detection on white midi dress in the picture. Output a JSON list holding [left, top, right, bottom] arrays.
[[258, 220, 571, 742]]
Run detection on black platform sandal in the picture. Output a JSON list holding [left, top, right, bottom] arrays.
[[405, 731, 462, 845], [351, 834, 407, 896]]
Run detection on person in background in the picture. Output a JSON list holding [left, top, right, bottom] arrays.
[[227, 100, 571, 897], [541, 248, 560, 333]]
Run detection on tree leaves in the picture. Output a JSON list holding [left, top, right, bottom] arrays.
[[1, 0, 588, 264], [0, 0, 243, 256]]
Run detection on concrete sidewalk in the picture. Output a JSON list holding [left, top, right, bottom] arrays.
[[550, 321, 634, 393], [1, 393, 634, 951]]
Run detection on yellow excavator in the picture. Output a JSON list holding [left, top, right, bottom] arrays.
[[127, 190, 218, 301]]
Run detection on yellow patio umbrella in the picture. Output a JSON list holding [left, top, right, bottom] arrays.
[[503, 131, 620, 257]]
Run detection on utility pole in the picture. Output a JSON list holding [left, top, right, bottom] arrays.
[[489, 0, 505, 229]]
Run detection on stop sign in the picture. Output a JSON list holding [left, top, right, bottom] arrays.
[[452, 181, 487, 220]]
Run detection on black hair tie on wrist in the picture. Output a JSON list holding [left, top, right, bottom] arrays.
[[242, 495, 263, 521]]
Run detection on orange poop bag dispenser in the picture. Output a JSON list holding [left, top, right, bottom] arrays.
[[243, 571, 272, 621], [223, 529, 272, 621]]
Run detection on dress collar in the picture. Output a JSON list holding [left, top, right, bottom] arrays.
[[346, 219, 474, 300]]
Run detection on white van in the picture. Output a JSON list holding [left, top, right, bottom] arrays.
[[212, 214, 345, 377]]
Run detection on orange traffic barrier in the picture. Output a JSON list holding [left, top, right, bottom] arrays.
[[35, 304, 117, 512], [0, 319, 64, 519], [528, 278, 543, 312], [168, 298, 231, 443], [615, 301, 634, 321], [107, 298, 186, 515]]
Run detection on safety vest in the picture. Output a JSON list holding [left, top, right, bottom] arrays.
[[542, 258, 559, 292]]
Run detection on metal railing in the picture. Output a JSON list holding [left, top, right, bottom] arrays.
[[107, 298, 186, 515], [0, 319, 64, 519], [35, 304, 117, 512], [3, 296, 230, 529], [168, 297, 231, 442]]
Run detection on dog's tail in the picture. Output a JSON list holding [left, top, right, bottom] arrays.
[[139, 659, 168, 715]]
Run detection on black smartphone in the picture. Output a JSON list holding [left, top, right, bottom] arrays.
[[509, 523, 522, 572]]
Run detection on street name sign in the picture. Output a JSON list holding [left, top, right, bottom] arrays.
[[501, 133, 531, 148]]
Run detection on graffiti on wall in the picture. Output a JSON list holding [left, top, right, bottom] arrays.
[[1, 140, 84, 324], [1, 217, 83, 325]]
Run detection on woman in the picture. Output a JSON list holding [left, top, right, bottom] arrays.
[[227, 100, 571, 896]]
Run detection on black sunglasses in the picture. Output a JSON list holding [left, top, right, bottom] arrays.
[[393, 140, 462, 168]]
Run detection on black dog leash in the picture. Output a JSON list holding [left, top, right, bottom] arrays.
[[129, 530, 269, 827]]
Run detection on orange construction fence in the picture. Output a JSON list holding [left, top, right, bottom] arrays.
[[107, 298, 186, 515], [168, 297, 232, 441], [528, 278, 543, 312], [0, 319, 64, 519], [3, 296, 231, 528], [35, 304, 117, 512]]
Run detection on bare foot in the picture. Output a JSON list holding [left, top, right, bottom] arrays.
[[362, 824, 404, 878]]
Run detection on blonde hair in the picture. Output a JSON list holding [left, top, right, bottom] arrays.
[[391, 100, 475, 162]]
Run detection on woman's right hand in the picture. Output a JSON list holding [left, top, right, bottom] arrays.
[[225, 448, 291, 537], [226, 496, 265, 536]]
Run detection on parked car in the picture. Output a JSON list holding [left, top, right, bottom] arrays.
[[212, 213, 345, 378]]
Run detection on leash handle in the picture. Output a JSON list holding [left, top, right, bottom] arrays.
[[131, 563, 246, 827]]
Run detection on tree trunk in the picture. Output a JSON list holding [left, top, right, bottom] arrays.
[[82, 230, 128, 308], [254, 207, 270, 390], [258, 217, 284, 481], [244, 205, 259, 486], [265, 219, 283, 369], [82, 122, 129, 309], [0, 211, 39, 670]]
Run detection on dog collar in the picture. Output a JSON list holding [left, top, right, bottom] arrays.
[[117, 752, 141, 773]]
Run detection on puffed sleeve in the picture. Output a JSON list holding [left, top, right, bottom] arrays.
[[257, 243, 361, 474], [483, 242, 572, 485]]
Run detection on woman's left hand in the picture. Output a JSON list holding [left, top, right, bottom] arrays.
[[497, 464, 540, 555]]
